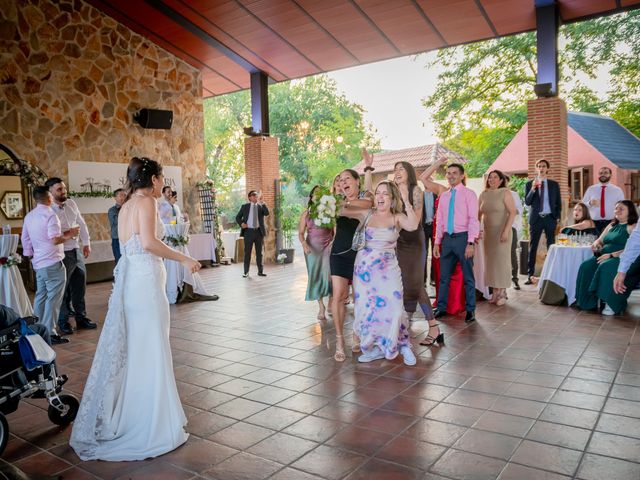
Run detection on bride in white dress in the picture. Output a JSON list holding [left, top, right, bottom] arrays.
[[70, 157, 201, 461]]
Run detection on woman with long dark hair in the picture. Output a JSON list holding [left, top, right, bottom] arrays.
[[298, 185, 334, 320], [71, 157, 201, 461], [575, 200, 638, 315], [478, 170, 516, 305], [330, 169, 373, 361], [562, 202, 597, 235]]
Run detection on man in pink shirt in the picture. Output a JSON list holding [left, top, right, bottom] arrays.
[[21, 186, 79, 344], [434, 163, 480, 323]]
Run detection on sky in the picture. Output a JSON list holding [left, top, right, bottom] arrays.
[[328, 53, 440, 151]]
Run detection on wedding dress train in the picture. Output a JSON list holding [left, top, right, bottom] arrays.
[[70, 232, 188, 461]]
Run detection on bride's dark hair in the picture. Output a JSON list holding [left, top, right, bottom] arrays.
[[126, 157, 163, 195]]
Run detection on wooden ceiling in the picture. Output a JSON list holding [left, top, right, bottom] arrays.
[[87, 0, 640, 97]]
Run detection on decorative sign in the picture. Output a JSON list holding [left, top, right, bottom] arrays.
[[68, 161, 183, 214]]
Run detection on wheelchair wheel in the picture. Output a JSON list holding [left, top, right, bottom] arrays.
[[0, 412, 8, 456], [48, 394, 79, 426]]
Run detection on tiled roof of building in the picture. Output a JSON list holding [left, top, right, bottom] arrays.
[[352, 144, 467, 174], [568, 112, 640, 169]]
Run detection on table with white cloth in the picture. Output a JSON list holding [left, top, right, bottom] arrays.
[[538, 244, 593, 305], [187, 233, 217, 262], [163, 223, 216, 304], [221, 231, 239, 260], [474, 238, 491, 300], [0, 234, 33, 317]]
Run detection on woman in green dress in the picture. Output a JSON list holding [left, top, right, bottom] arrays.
[[575, 200, 638, 314]]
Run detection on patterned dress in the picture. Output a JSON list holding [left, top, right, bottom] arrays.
[[353, 224, 410, 359]]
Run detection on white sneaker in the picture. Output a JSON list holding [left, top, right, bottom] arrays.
[[400, 346, 416, 366], [602, 304, 615, 316], [358, 347, 385, 363]]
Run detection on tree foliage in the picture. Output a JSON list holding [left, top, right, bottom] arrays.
[[203, 75, 378, 205], [422, 10, 640, 174]]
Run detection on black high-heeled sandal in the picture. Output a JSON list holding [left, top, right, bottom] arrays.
[[420, 324, 445, 346]]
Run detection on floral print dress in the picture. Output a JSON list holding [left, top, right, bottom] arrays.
[[353, 224, 410, 359]]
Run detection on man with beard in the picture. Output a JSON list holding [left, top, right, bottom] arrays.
[[582, 167, 625, 235], [45, 177, 97, 335]]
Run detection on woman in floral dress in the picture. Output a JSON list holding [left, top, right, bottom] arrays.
[[348, 180, 420, 365]]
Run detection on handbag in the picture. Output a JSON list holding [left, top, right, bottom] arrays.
[[18, 319, 56, 371], [351, 210, 373, 252]]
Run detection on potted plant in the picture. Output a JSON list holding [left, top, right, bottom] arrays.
[[276, 192, 303, 264]]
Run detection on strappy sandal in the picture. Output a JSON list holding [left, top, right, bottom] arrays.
[[334, 334, 346, 362], [420, 324, 445, 347], [351, 332, 361, 353]]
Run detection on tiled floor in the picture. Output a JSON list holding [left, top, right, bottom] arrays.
[[4, 256, 640, 480]]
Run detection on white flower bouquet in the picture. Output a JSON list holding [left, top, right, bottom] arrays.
[[309, 187, 339, 229]]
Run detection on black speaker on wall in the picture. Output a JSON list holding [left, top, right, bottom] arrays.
[[134, 108, 173, 129]]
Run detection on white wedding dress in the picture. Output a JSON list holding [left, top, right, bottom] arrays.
[[70, 214, 188, 461]]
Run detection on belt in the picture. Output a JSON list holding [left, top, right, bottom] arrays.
[[539, 213, 551, 218], [444, 231, 468, 238], [424, 221, 433, 226]]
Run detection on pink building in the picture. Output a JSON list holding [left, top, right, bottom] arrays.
[[487, 112, 640, 203]]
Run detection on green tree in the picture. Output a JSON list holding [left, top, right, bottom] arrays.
[[203, 75, 378, 199], [423, 10, 640, 173]]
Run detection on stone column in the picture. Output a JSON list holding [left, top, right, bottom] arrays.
[[527, 96, 569, 222], [244, 135, 279, 263]]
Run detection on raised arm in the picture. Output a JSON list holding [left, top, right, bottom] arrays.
[[396, 189, 419, 232], [418, 157, 446, 185], [362, 148, 374, 194]]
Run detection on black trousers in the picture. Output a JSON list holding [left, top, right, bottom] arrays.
[[437, 232, 476, 313], [527, 216, 557, 276], [423, 222, 434, 283], [511, 227, 518, 282], [59, 248, 87, 324], [243, 228, 264, 274]]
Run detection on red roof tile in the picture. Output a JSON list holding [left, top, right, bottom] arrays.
[[352, 144, 468, 174]]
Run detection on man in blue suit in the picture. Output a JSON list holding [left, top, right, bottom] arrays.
[[524, 159, 562, 284]]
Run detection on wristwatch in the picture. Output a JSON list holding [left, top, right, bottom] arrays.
[[467, 242, 474, 246]]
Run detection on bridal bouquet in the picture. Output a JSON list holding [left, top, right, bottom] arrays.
[[309, 187, 339, 229], [0, 253, 22, 268]]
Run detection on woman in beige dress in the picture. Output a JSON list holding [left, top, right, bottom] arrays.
[[478, 170, 516, 305]]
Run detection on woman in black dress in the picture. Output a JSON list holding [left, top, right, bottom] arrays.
[[330, 169, 373, 361]]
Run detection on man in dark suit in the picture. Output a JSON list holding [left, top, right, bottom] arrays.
[[236, 190, 269, 277], [524, 159, 561, 284]]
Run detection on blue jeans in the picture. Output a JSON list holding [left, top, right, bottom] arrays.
[[112, 238, 121, 264], [34, 261, 66, 335]]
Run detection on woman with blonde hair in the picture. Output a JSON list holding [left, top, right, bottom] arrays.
[[344, 180, 420, 365]]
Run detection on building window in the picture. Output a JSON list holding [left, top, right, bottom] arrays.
[[569, 167, 591, 204], [631, 174, 640, 203]]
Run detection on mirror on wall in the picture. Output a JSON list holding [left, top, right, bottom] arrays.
[[0, 144, 30, 228]]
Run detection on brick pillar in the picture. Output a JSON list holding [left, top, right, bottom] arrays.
[[244, 135, 279, 263], [527, 96, 569, 222]]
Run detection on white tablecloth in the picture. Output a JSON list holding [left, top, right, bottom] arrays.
[[0, 234, 33, 317], [538, 245, 592, 305], [163, 224, 215, 304], [221, 231, 239, 259], [188, 233, 217, 262], [474, 238, 491, 300]]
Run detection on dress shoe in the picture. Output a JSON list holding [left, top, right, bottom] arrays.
[[242, 273, 249, 278], [51, 334, 70, 345], [513, 279, 521, 290], [433, 309, 446, 319], [465, 311, 476, 323], [524, 276, 533, 285], [258, 272, 267, 277], [58, 322, 74, 335], [76, 317, 97, 329]]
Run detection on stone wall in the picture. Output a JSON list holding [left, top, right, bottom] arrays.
[[0, 0, 205, 240]]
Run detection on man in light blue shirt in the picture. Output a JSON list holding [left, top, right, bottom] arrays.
[[613, 225, 640, 297]]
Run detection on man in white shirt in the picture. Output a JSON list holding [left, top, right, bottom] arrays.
[[235, 190, 269, 278], [510, 188, 523, 290], [582, 167, 624, 234], [158, 185, 175, 224], [45, 177, 97, 335]]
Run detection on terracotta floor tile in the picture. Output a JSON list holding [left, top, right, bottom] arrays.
[[55, 466, 101, 479], [402, 382, 455, 401], [444, 388, 499, 409], [587, 431, 640, 463], [472, 411, 535, 437], [550, 389, 606, 411], [269, 467, 325, 480], [453, 428, 521, 460], [162, 437, 238, 473], [460, 377, 511, 395], [603, 397, 640, 418], [208, 421, 275, 450], [276, 392, 332, 414], [526, 421, 591, 450], [183, 389, 235, 411], [577, 453, 640, 480], [186, 410, 237, 437], [490, 396, 546, 419], [503, 382, 556, 402], [426, 403, 485, 427], [13, 450, 72, 476], [339, 387, 399, 409], [211, 397, 269, 420], [376, 435, 446, 470], [596, 412, 640, 439], [354, 409, 417, 435], [1, 435, 41, 463], [511, 440, 582, 476], [283, 415, 347, 443], [326, 424, 394, 455], [213, 378, 265, 396], [244, 405, 307, 430], [114, 460, 193, 479], [379, 394, 438, 417], [247, 432, 319, 465], [346, 458, 423, 479], [431, 449, 506, 480], [498, 463, 570, 479], [539, 404, 600, 429], [313, 400, 373, 423], [403, 419, 467, 446], [203, 452, 283, 480], [291, 445, 366, 480], [610, 384, 640, 402]]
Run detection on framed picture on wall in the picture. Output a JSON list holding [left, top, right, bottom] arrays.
[[1, 191, 25, 219]]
